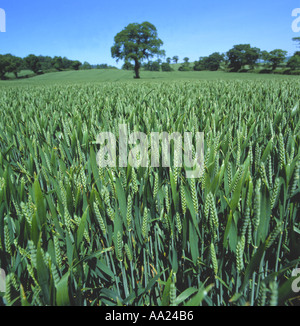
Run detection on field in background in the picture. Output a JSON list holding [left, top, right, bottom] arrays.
[[1, 69, 299, 86]]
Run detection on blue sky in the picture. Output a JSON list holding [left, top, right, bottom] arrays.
[[0, 0, 299, 67]]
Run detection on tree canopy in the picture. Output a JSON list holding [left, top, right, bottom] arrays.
[[0, 55, 10, 80], [111, 22, 165, 78], [287, 52, 300, 71], [5, 54, 23, 78], [161, 62, 172, 72], [262, 49, 287, 70], [25, 54, 42, 74], [227, 44, 260, 71], [0, 54, 24, 79], [194, 52, 224, 71], [172, 56, 179, 64]]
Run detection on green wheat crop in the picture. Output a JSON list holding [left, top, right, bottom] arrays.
[[0, 79, 299, 306]]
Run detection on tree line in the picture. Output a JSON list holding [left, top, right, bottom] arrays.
[[112, 22, 300, 77], [189, 41, 300, 74], [123, 43, 300, 75], [0, 54, 117, 80]]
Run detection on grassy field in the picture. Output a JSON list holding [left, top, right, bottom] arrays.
[[0, 70, 299, 306], [1, 69, 299, 86]]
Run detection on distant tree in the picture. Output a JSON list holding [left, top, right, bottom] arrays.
[[178, 65, 191, 71], [72, 60, 82, 70], [38, 56, 53, 71], [96, 64, 108, 69], [156, 58, 162, 65], [194, 52, 224, 71], [81, 61, 92, 70], [183, 57, 189, 64], [227, 44, 260, 71], [142, 60, 161, 71], [263, 49, 287, 70], [111, 22, 165, 79], [247, 47, 261, 69], [166, 57, 171, 64], [151, 61, 160, 71], [222, 53, 229, 67], [25, 54, 41, 74], [52, 56, 64, 71], [209, 52, 224, 70], [227, 45, 244, 71], [61, 57, 74, 69], [0, 55, 10, 79], [172, 56, 179, 64], [161, 62, 172, 71], [5, 54, 23, 78], [260, 50, 268, 62], [193, 57, 205, 71], [178, 57, 191, 71], [96, 63, 117, 69], [143, 61, 152, 71], [122, 61, 134, 70], [287, 52, 300, 70]]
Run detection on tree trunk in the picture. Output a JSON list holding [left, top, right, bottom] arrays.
[[134, 60, 140, 79]]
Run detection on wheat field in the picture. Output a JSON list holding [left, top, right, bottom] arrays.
[[0, 79, 299, 306]]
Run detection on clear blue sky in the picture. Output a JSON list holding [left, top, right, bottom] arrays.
[[0, 0, 299, 67]]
